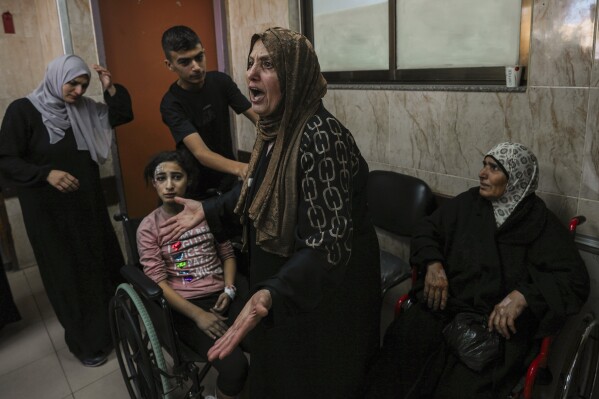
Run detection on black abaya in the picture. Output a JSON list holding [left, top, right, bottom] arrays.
[[0, 85, 133, 358], [205, 105, 381, 398]]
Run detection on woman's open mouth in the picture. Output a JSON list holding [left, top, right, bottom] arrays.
[[249, 87, 265, 102]]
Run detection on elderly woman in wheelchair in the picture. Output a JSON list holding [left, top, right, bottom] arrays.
[[136, 151, 248, 399], [366, 142, 589, 399]]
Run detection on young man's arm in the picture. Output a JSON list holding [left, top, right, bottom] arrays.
[[182, 133, 248, 179], [243, 109, 259, 125]]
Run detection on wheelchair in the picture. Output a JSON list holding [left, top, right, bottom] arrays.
[[553, 311, 599, 399], [109, 213, 213, 399], [393, 215, 597, 399]]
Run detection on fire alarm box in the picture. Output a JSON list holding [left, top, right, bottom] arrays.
[[3, 12, 15, 34]]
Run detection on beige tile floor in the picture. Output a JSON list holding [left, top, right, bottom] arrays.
[[0, 264, 408, 399], [0, 265, 221, 399]]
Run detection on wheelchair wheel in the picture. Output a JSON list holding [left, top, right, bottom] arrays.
[[554, 313, 599, 399], [109, 283, 174, 399]]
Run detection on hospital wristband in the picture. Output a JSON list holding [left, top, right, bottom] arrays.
[[224, 285, 237, 300]]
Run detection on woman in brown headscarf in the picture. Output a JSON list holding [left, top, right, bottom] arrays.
[[162, 27, 381, 398]]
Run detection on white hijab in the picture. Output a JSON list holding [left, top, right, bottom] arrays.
[[486, 142, 539, 227], [26, 54, 113, 164]]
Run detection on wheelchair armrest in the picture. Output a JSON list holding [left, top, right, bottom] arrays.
[[380, 250, 412, 296], [395, 294, 413, 317], [522, 336, 554, 399], [120, 265, 163, 300], [393, 267, 418, 317]]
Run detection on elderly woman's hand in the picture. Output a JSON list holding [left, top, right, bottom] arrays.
[[423, 261, 448, 311], [488, 290, 528, 339]]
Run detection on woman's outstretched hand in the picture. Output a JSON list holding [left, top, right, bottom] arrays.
[[423, 261, 448, 311], [488, 290, 528, 339], [159, 197, 205, 242], [207, 289, 272, 361]]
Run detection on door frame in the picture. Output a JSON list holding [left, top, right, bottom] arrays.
[[88, 0, 229, 217]]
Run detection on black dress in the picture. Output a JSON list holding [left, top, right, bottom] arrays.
[[0, 85, 133, 359], [0, 257, 20, 329], [205, 105, 381, 399]]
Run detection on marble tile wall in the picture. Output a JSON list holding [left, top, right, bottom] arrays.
[[227, 0, 599, 241], [0, 0, 63, 268], [0, 0, 63, 118], [529, 0, 595, 87]]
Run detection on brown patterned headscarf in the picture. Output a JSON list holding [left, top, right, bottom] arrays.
[[234, 27, 327, 257]]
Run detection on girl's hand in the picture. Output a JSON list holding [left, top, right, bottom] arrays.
[[212, 292, 232, 314], [193, 309, 228, 340]]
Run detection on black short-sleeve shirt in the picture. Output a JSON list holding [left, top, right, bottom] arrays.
[[160, 71, 251, 198]]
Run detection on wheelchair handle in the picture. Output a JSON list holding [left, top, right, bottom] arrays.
[[113, 212, 130, 223], [569, 215, 586, 234]]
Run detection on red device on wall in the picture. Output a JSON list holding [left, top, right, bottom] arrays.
[[3, 12, 15, 34]]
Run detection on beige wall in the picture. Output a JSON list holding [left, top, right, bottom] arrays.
[[0, 0, 62, 118], [0, 0, 63, 268], [226, 0, 599, 242]]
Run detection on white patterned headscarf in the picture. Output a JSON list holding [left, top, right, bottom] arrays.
[[26, 54, 113, 164], [486, 142, 539, 227]]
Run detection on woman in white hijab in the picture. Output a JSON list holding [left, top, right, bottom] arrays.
[[0, 54, 133, 367], [367, 142, 589, 399]]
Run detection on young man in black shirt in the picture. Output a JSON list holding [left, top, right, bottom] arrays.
[[160, 25, 258, 199]]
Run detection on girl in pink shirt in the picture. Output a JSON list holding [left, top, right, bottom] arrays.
[[137, 151, 247, 399]]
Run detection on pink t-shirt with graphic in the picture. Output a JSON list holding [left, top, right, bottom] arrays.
[[137, 207, 235, 299]]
